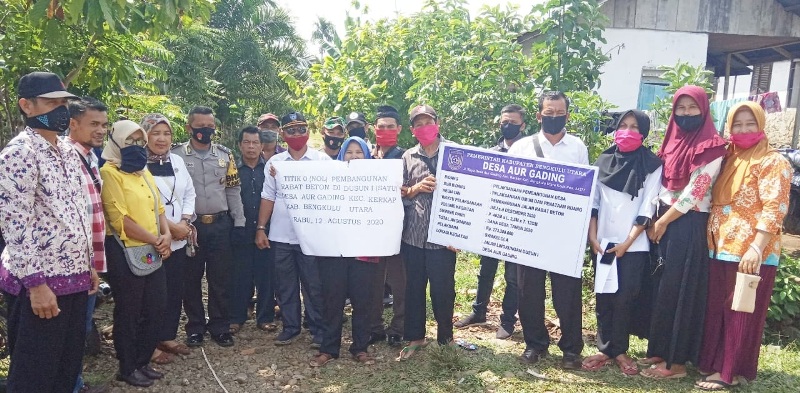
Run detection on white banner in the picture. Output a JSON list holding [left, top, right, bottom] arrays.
[[271, 159, 404, 257], [427, 143, 597, 278]]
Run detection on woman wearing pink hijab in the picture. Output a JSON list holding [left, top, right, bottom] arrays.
[[640, 85, 727, 379]]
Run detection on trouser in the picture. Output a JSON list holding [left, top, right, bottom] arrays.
[[318, 257, 375, 357], [595, 252, 647, 358], [105, 237, 167, 376], [184, 215, 233, 336], [517, 265, 584, 356], [158, 246, 187, 341], [272, 242, 323, 336], [4, 290, 88, 393], [230, 241, 276, 325], [473, 256, 518, 326], [368, 254, 406, 336], [73, 293, 97, 392], [402, 243, 457, 344]]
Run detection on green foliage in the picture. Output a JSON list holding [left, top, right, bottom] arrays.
[[767, 253, 800, 327], [116, 94, 188, 143], [528, 0, 609, 92], [160, 0, 308, 133], [648, 61, 716, 147], [287, 0, 611, 151]]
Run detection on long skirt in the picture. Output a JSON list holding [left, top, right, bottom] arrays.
[[646, 210, 710, 367], [698, 259, 776, 383]]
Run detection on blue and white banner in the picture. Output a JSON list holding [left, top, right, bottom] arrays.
[[428, 143, 597, 278]]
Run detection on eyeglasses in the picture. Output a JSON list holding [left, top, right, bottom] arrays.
[[284, 127, 308, 136], [125, 138, 146, 147]]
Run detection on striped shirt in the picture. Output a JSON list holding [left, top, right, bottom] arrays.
[[66, 137, 106, 272], [401, 136, 448, 249]]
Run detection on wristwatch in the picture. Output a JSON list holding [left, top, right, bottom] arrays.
[[256, 225, 266, 231]]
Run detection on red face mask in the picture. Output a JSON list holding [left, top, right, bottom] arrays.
[[375, 129, 398, 146], [412, 124, 439, 146], [614, 129, 643, 153], [285, 134, 309, 151], [730, 132, 765, 150]]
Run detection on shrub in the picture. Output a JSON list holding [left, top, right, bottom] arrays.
[[767, 253, 800, 331]]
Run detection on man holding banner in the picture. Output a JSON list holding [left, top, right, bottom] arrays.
[[255, 112, 329, 347], [397, 105, 458, 360], [508, 91, 589, 370]]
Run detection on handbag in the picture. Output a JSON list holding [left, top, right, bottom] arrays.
[[731, 272, 761, 313], [113, 176, 163, 276], [731, 246, 763, 313]]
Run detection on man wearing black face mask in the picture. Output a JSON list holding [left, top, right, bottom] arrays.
[[171, 106, 246, 348], [507, 91, 589, 370], [346, 111, 373, 151], [320, 116, 347, 159], [455, 104, 525, 339], [0, 71, 99, 392]]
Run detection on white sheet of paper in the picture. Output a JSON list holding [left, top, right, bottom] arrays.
[[595, 238, 619, 294]]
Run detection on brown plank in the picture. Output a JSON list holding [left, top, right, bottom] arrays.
[[655, 0, 680, 30], [675, 0, 701, 32], [614, 0, 637, 28], [634, 0, 658, 29]]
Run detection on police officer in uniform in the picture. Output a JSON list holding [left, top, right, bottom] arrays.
[[171, 106, 246, 348]]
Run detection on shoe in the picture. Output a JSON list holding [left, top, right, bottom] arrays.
[[383, 294, 394, 308], [368, 332, 387, 345], [519, 348, 548, 364], [274, 331, 300, 345], [310, 336, 322, 349], [387, 334, 402, 348], [116, 370, 153, 387], [78, 383, 108, 393], [454, 312, 486, 328], [561, 353, 582, 370], [138, 365, 164, 380], [186, 333, 204, 347], [496, 324, 514, 339], [211, 332, 234, 347]]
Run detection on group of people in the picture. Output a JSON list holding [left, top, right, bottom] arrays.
[[0, 69, 789, 393]]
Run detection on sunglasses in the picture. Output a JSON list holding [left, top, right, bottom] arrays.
[[284, 126, 308, 136]]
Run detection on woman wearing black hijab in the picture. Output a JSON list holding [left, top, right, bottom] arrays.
[[582, 110, 662, 375]]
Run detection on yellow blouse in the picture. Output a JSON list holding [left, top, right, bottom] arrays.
[[100, 164, 165, 247]]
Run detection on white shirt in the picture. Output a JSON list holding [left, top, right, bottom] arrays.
[[508, 132, 589, 165], [152, 154, 197, 251], [593, 166, 662, 252], [261, 147, 332, 244]]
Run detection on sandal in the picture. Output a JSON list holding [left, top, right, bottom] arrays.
[[695, 376, 740, 391], [157, 342, 191, 356], [309, 353, 334, 367], [229, 324, 242, 335], [257, 322, 278, 332], [636, 356, 663, 367], [396, 340, 428, 361], [352, 352, 375, 365], [581, 353, 611, 371], [615, 355, 639, 376], [151, 350, 175, 365], [640, 364, 687, 380]]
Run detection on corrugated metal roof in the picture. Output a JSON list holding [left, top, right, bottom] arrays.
[[776, 0, 800, 17]]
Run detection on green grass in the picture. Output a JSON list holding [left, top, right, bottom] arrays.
[[309, 252, 800, 393]]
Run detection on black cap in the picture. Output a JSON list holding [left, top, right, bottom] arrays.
[[346, 111, 367, 127], [409, 105, 437, 124], [17, 72, 78, 99], [280, 111, 307, 128]]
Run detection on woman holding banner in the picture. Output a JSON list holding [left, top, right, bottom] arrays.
[[695, 102, 791, 390], [583, 110, 662, 375], [641, 85, 727, 379], [309, 136, 378, 367]]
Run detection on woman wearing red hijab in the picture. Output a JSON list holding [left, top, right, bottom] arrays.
[[640, 85, 727, 379]]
